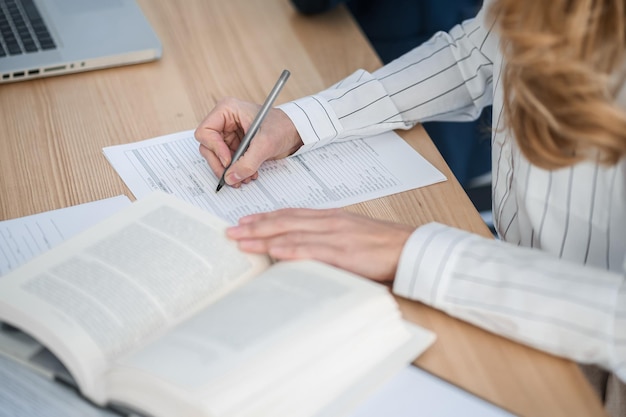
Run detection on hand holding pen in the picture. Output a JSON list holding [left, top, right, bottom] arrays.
[[194, 70, 302, 191]]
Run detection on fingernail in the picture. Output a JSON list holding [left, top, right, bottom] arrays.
[[226, 172, 242, 184], [225, 226, 240, 238]]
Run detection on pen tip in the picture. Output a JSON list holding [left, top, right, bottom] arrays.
[[215, 183, 223, 193]]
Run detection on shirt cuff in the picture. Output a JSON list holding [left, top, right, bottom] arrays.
[[393, 222, 477, 307], [277, 96, 343, 155]]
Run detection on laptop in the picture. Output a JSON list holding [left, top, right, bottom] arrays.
[[0, 0, 162, 84]]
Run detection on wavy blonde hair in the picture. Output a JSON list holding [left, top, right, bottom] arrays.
[[490, 0, 626, 169]]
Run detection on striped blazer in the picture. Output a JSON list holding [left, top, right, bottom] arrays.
[[279, 1, 626, 381]]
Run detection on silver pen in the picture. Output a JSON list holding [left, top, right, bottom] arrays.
[[215, 69, 291, 192]]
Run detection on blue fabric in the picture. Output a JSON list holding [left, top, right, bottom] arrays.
[[291, 0, 492, 187]]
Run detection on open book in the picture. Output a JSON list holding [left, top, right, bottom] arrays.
[[0, 192, 435, 417]]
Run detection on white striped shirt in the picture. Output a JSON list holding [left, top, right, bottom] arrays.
[[278, 2, 626, 381]]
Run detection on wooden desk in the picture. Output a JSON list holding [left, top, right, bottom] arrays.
[[0, 1, 605, 416]]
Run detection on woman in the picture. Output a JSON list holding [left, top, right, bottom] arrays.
[[195, 0, 626, 414]]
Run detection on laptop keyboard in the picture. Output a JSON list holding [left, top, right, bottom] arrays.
[[0, 0, 56, 57]]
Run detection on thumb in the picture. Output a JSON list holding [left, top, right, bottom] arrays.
[[225, 132, 279, 185], [225, 151, 263, 185]]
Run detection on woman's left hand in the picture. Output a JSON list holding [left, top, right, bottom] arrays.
[[226, 208, 415, 282]]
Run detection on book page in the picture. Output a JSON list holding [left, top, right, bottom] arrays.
[[0, 192, 270, 403], [104, 261, 434, 417], [103, 130, 446, 223], [0, 196, 132, 393]]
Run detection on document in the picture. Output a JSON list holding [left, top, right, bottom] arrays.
[[103, 130, 446, 223], [0, 195, 131, 276], [349, 366, 516, 417]]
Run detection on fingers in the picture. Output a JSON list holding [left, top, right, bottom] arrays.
[[195, 98, 275, 187], [241, 236, 346, 269], [227, 209, 338, 253], [228, 208, 343, 238], [223, 152, 262, 185], [195, 99, 246, 167], [195, 131, 231, 171], [226, 208, 414, 282], [228, 209, 361, 263], [195, 98, 303, 189], [199, 144, 227, 179], [222, 116, 299, 186], [229, 209, 350, 266], [194, 98, 249, 182]]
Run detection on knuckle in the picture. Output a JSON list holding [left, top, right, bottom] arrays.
[[326, 214, 346, 230], [221, 96, 237, 107]]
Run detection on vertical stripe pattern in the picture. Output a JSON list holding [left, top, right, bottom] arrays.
[[277, 0, 626, 383]]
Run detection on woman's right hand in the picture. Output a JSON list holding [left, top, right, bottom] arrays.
[[194, 97, 303, 188]]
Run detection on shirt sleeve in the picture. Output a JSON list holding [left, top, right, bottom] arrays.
[[393, 222, 626, 383], [278, 3, 497, 155]]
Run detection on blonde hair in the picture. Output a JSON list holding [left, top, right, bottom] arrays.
[[490, 0, 626, 169]]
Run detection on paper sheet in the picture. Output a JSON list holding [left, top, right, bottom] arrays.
[[0, 354, 119, 417], [103, 130, 446, 223], [0, 196, 138, 415], [348, 366, 516, 417], [0, 195, 131, 276]]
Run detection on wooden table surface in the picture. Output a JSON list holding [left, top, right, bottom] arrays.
[[0, 0, 605, 416]]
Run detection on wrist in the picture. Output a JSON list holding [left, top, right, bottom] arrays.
[[276, 108, 303, 155]]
